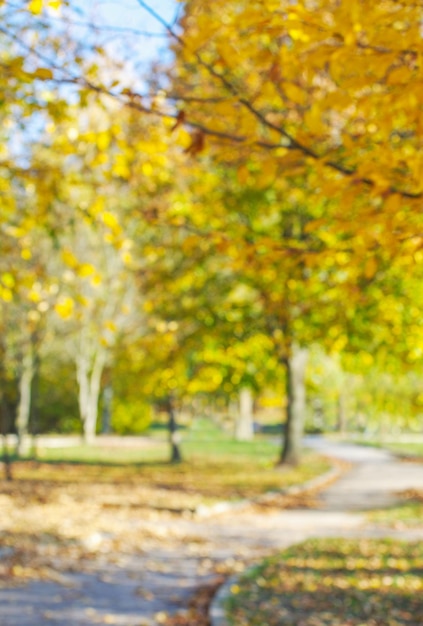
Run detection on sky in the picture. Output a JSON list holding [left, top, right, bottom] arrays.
[[91, 0, 180, 70], [97, 0, 179, 31]]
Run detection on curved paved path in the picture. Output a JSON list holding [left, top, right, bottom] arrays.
[[1, 438, 423, 626], [305, 436, 423, 511]]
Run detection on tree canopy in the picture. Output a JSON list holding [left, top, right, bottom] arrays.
[[1, 0, 423, 463]]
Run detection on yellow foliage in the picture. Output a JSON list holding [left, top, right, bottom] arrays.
[[90, 274, 102, 287], [0, 286, 13, 302], [90, 197, 105, 216], [54, 296, 74, 319], [102, 211, 121, 232], [28, 0, 43, 14], [143, 300, 154, 313], [96, 131, 110, 151], [61, 248, 78, 268], [237, 165, 251, 185], [173, 0, 423, 220], [256, 160, 279, 188], [33, 67, 53, 80], [112, 154, 131, 179], [304, 108, 324, 136], [104, 320, 117, 333], [384, 194, 403, 214], [142, 162, 154, 177], [77, 263, 95, 278], [121, 250, 133, 266], [28, 288, 42, 303], [284, 82, 307, 105], [387, 67, 413, 86], [331, 335, 348, 353], [21, 248, 32, 260], [364, 257, 378, 279]]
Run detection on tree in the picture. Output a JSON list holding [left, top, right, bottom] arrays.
[[144, 0, 423, 461], [59, 224, 136, 444]]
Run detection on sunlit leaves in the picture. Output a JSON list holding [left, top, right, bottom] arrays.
[[54, 295, 74, 319], [32, 67, 54, 80], [171, 0, 423, 232], [28, 0, 64, 14], [27, 0, 43, 14]]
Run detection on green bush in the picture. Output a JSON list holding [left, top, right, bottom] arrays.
[[111, 398, 152, 434]]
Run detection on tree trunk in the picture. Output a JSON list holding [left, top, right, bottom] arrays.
[[235, 387, 254, 441], [0, 393, 12, 481], [0, 338, 12, 480], [167, 396, 182, 463], [77, 345, 107, 444], [280, 345, 309, 466], [16, 343, 35, 457], [101, 383, 113, 434], [29, 349, 40, 459]]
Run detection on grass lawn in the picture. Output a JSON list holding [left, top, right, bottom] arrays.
[[368, 489, 423, 530], [387, 442, 423, 457], [348, 438, 423, 530], [224, 538, 423, 626], [352, 438, 423, 459]]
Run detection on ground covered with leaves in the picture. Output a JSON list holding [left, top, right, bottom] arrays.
[[0, 450, 330, 591], [224, 538, 423, 626], [0, 472, 184, 589]]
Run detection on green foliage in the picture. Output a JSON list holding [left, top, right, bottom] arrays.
[[36, 363, 80, 434], [111, 397, 152, 435], [225, 538, 423, 625]]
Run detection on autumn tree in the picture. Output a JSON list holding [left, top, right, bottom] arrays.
[[130, 0, 423, 462], [28, 92, 160, 442]]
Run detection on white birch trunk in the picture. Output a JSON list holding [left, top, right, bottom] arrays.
[[76, 342, 107, 444], [235, 387, 254, 441], [16, 344, 34, 456]]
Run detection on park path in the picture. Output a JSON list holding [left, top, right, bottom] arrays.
[[1, 437, 423, 626]]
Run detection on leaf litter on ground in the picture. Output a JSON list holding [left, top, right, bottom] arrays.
[[223, 538, 423, 626], [0, 452, 331, 589], [368, 489, 423, 529]]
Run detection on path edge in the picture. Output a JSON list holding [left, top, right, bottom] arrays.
[[196, 462, 343, 518], [208, 462, 345, 626]]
